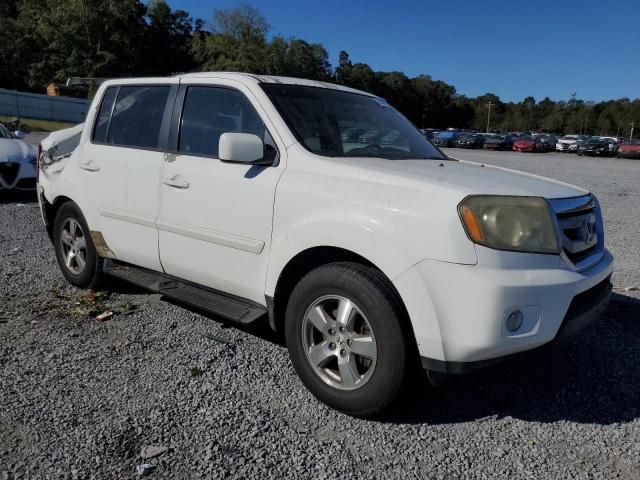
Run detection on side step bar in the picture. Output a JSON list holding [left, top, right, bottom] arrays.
[[104, 261, 267, 325]]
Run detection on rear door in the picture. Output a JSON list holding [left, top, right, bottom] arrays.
[[79, 80, 178, 270], [157, 79, 285, 304]]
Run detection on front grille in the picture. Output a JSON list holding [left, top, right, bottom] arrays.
[[0, 162, 20, 186], [549, 195, 604, 271]]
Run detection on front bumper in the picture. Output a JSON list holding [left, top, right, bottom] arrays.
[[394, 247, 614, 372], [556, 143, 577, 151]]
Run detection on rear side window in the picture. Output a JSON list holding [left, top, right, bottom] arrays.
[[178, 87, 266, 157], [106, 86, 171, 149], [92, 87, 117, 143]]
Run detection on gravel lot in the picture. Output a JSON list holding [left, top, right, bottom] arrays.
[[1, 144, 639, 479]]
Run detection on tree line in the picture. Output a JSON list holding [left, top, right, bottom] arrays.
[[1, 0, 638, 137]]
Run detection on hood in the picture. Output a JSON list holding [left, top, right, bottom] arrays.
[[559, 138, 577, 144], [0, 138, 36, 163], [485, 137, 506, 144], [325, 156, 588, 199], [514, 138, 534, 145]]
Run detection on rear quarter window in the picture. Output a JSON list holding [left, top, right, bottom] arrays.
[[98, 85, 171, 149], [92, 87, 118, 143]]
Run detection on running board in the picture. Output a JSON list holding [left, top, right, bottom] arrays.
[[104, 261, 267, 325]]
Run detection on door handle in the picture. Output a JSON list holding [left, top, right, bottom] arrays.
[[79, 160, 100, 172], [163, 175, 190, 189]]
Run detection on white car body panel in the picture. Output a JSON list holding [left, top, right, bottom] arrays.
[[38, 73, 614, 367]]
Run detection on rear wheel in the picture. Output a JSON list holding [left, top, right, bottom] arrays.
[[53, 202, 104, 289], [285, 262, 416, 417]]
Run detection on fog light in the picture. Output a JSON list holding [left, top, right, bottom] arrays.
[[506, 310, 524, 332]]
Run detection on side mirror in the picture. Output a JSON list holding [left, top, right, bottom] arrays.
[[219, 133, 264, 163], [14, 131, 26, 140]]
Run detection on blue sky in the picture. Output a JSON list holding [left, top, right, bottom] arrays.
[[166, 0, 639, 102]]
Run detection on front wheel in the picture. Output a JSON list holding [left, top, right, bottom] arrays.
[[53, 201, 105, 289], [285, 262, 416, 417]]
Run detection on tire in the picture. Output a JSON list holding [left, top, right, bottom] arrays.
[[53, 201, 104, 289], [284, 262, 416, 417]]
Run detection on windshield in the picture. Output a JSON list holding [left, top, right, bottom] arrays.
[[261, 84, 445, 160], [0, 124, 15, 139]]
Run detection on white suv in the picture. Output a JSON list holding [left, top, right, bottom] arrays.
[[38, 74, 613, 417]]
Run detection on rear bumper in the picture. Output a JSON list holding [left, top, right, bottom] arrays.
[[616, 151, 640, 159]]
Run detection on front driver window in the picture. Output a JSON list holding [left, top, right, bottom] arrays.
[[178, 87, 268, 158]]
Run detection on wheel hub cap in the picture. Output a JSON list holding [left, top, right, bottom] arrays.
[[301, 295, 378, 391]]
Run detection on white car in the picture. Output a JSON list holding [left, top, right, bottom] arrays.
[[37, 74, 614, 417], [0, 123, 37, 191]]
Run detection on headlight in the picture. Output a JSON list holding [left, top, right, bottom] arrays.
[[458, 195, 560, 254]]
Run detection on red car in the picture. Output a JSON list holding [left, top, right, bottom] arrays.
[[512, 136, 542, 152], [616, 140, 640, 159]]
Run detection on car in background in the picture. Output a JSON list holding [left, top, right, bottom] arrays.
[[556, 135, 590, 153], [512, 136, 544, 152], [340, 127, 364, 143], [0, 123, 37, 191], [577, 138, 613, 157], [556, 135, 579, 152], [598, 136, 619, 155], [431, 130, 459, 147], [358, 129, 380, 144], [420, 128, 438, 140], [536, 134, 557, 152], [454, 133, 485, 149], [616, 139, 640, 158], [483, 134, 515, 150]]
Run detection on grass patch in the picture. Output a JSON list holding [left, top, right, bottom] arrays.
[[0, 115, 76, 132]]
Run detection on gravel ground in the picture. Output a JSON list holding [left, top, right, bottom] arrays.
[[1, 146, 639, 479]]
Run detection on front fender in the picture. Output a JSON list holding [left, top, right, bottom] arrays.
[[265, 218, 413, 297]]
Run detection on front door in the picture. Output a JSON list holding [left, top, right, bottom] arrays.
[[158, 80, 285, 304]]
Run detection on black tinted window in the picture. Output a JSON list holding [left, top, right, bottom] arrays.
[[107, 86, 170, 149], [179, 87, 266, 157], [92, 87, 117, 143]]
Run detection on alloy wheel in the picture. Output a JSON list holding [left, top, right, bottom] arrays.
[[301, 295, 377, 391]]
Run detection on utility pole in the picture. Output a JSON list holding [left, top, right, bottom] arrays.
[[630, 121, 636, 140], [486, 102, 494, 133]]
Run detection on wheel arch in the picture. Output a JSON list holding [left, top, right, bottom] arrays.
[[268, 246, 417, 352], [42, 194, 76, 240]]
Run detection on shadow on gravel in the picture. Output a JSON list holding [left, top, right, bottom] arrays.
[[160, 296, 282, 346], [0, 190, 38, 204], [386, 293, 640, 426]]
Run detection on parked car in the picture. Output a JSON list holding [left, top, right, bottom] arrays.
[[512, 136, 543, 153], [483, 134, 515, 150], [431, 130, 459, 147], [420, 128, 438, 140], [556, 134, 589, 153], [0, 123, 37, 191], [454, 133, 485, 149], [38, 74, 614, 417], [358, 129, 380, 144], [340, 127, 364, 142], [577, 138, 613, 156], [536, 134, 557, 152], [598, 136, 619, 155], [616, 139, 640, 158]]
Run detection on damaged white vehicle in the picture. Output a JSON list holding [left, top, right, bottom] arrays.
[[37, 74, 614, 417], [0, 123, 38, 191]]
